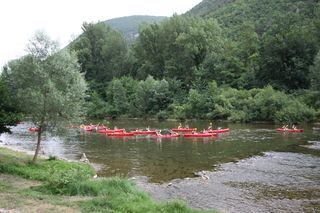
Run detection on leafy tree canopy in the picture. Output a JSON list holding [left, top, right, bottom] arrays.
[[5, 31, 87, 162], [0, 77, 21, 134]]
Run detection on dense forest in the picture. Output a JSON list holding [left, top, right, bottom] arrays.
[[1, 0, 320, 127]]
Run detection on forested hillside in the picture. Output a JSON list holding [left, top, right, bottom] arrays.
[[105, 15, 166, 41], [3, 0, 320, 124], [187, 0, 320, 90], [187, 0, 317, 36], [66, 0, 320, 122]]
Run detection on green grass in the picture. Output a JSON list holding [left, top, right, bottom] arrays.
[[0, 147, 217, 212], [0, 181, 12, 191], [0, 148, 95, 181]]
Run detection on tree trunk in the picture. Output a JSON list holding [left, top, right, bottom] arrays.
[[32, 128, 42, 163]]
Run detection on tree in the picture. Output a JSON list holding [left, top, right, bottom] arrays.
[[134, 16, 225, 89], [5, 31, 87, 163], [133, 76, 171, 118], [109, 79, 128, 115], [257, 16, 318, 90], [70, 22, 128, 96], [310, 50, 320, 91], [86, 91, 107, 118], [0, 77, 21, 134]]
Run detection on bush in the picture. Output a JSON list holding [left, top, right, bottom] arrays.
[[275, 100, 316, 123], [86, 91, 108, 118], [44, 166, 92, 195], [250, 86, 289, 121], [105, 104, 120, 119], [228, 110, 248, 122], [156, 110, 169, 121], [172, 104, 188, 121]]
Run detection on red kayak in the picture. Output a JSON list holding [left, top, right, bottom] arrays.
[[107, 132, 135, 137], [152, 133, 180, 138], [97, 129, 125, 134], [132, 130, 157, 135], [79, 125, 96, 131], [171, 128, 197, 132], [84, 126, 94, 131], [28, 127, 39, 132], [276, 128, 304, 132], [184, 132, 217, 137], [206, 128, 230, 133]]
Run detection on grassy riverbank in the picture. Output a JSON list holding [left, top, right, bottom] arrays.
[[0, 147, 215, 212]]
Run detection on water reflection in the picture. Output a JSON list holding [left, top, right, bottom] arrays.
[[0, 120, 319, 182]]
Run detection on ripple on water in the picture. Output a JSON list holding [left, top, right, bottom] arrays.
[[301, 141, 320, 150]]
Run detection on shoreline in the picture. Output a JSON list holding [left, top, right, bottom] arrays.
[[0, 142, 206, 213], [0, 140, 103, 173], [1, 138, 319, 212]]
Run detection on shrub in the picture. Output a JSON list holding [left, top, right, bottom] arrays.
[[172, 104, 188, 121], [44, 166, 92, 194], [228, 110, 248, 122], [251, 86, 289, 121], [156, 110, 169, 121], [275, 100, 316, 123]]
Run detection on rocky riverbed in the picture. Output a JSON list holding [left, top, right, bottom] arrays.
[[135, 151, 320, 213]]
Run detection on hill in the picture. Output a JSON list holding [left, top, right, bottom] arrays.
[[186, 0, 319, 35], [104, 15, 166, 41]]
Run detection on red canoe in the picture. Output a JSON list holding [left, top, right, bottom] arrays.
[[97, 129, 125, 134], [132, 130, 157, 135], [206, 128, 230, 133], [84, 127, 94, 131], [171, 128, 197, 132], [79, 125, 96, 131], [276, 128, 304, 132], [107, 132, 135, 137], [28, 127, 39, 132], [183, 132, 217, 137], [152, 133, 180, 138]]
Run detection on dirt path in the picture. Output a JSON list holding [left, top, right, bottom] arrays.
[[0, 174, 82, 213]]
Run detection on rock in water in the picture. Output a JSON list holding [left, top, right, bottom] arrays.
[[79, 153, 90, 163]]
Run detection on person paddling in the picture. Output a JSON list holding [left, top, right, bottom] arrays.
[[282, 125, 288, 130]]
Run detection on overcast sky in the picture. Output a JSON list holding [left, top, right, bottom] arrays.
[[0, 0, 202, 68]]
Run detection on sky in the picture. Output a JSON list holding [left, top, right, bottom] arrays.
[[0, 0, 202, 68]]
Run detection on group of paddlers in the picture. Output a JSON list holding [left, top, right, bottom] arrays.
[[282, 124, 298, 130]]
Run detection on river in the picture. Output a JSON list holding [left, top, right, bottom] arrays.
[[1, 120, 319, 212]]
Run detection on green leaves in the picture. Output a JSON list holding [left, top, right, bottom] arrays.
[[5, 31, 87, 130], [0, 78, 21, 133], [134, 76, 171, 118], [70, 22, 128, 96], [257, 23, 317, 90], [310, 50, 320, 91], [134, 16, 224, 89]]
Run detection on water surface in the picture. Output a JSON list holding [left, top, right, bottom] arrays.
[[1, 120, 319, 183]]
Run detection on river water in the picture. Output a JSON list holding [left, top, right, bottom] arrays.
[[1, 120, 319, 212]]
